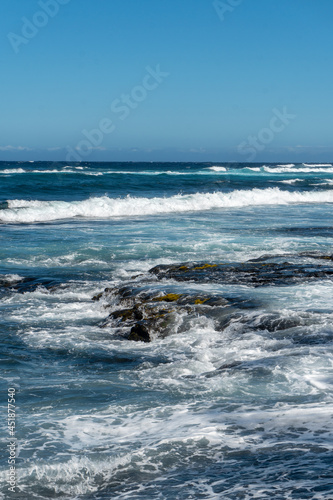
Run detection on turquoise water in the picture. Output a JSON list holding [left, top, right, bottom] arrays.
[[1, 162, 333, 499]]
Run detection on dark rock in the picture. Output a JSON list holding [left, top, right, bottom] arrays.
[[97, 285, 232, 341], [1, 276, 65, 293], [128, 324, 150, 342], [152, 293, 182, 302], [110, 307, 143, 322], [92, 292, 104, 301], [94, 253, 333, 342], [149, 258, 333, 287], [249, 251, 333, 263]]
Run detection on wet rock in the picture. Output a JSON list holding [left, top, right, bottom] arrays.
[[109, 307, 144, 322], [1, 276, 66, 293], [149, 258, 333, 287], [95, 253, 333, 342], [152, 293, 182, 302], [249, 251, 333, 263], [97, 285, 232, 342], [129, 324, 150, 342]]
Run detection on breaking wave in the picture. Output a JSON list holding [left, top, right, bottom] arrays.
[[2, 187, 333, 223], [206, 166, 227, 172], [263, 166, 333, 173]]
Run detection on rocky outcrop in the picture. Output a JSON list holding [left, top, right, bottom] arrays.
[[95, 284, 233, 342], [149, 255, 333, 287], [94, 252, 333, 342]]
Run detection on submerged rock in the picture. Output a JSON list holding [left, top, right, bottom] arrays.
[[94, 253, 333, 342]]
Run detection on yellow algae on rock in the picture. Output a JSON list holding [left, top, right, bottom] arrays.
[[194, 298, 209, 304], [193, 264, 217, 270], [153, 293, 182, 302]]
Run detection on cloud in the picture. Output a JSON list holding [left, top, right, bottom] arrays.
[[0, 145, 33, 151]]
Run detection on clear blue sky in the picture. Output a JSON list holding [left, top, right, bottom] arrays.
[[1, 0, 333, 162]]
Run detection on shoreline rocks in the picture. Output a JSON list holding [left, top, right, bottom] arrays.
[[94, 252, 333, 342]]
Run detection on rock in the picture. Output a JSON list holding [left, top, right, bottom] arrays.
[[128, 324, 150, 342], [152, 293, 182, 302], [110, 307, 143, 322], [96, 284, 232, 342], [94, 253, 333, 342], [149, 258, 333, 287], [1, 276, 65, 293]]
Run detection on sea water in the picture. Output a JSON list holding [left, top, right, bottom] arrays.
[[0, 162, 333, 499]]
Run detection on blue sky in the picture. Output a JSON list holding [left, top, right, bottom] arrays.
[[1, 0, 333, 162]]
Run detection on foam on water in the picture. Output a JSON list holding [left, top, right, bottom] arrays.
[[3, 188, 333, 223], [206, 166, 227, 171], [264, 166, 333, 173], [302, 163, 333, 167], [0, 168, 26, 174], [0, 273, 23, 282], [278, 178, 303, 184], [9, 305, 333, 499], [1, 162, 333, 499]]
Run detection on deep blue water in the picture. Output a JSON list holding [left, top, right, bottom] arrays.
[[1, 162, 333, 499]]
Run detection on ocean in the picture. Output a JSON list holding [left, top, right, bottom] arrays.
[[1, 161, 333, 499]]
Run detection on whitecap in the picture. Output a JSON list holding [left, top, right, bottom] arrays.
[[3, 187, 333, 223], [206, 166, 227, 172], [303, 163, 332, 167], [0, 168, 26, 174]]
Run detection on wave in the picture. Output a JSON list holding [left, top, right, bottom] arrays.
[[302, 163, 332, 167], [276, 164, 295, 168], [1, 168, 26, 173], [263, 166, 333, 174], [2, 188, 333, 223], [0, 168, 82, 174], [4, 166, 333, 177], [0, 273, 23, 283], [206, 166, 227, 172], [103, 170, 190, 175], [0, 168, 215, 176], [278, 178, 303, 184]]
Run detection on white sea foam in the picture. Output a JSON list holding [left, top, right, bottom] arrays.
[[83, 172, 103, 176], [105, 170, 191, 175], [263, 166, 333, 173], [4, 278, 333, 498], [303, 163, 332, 167], [278, 178, 303, 184], [276, 164, 295, 168], [2, 188, 333, 223], [16, 455, 133, 498], [206, 166, 227, 172], [0, 273, 23, 282], [0, 168, 82, 174], [0, 168, 26, 174]]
